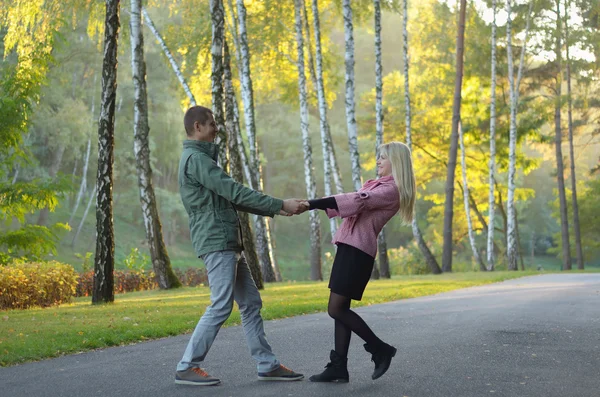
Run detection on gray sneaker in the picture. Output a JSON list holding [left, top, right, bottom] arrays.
[[175, 367, 221, 386], [258, 364, 304, 381]]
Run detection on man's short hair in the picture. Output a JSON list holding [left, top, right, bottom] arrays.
[[184, 106, 213, 136]]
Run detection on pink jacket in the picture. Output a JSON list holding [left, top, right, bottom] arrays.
[[326, 175, 400, 258]]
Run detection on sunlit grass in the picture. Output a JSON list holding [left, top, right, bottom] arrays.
[[0, 270, 569, 367]]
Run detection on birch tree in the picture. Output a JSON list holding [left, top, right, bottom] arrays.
[[373, 0, 389, 278], [93, 0, 120, 304], [441, 0, 467, 272], [506, 0, 533, 271], [72, 186, 96, 248], [141, 8, 196, 106], [211, 0, 228, 171], [69, 136, 91, 226], [553, 0, 571, 270], [294, 0, 322, 280], [237, 0, 281, 282], [310, 0, 339, 239], [224, 40, 264, 288], [565, 1, 584, 270], [487, 0, 498, 271], [505, 0, 519, 270], [402, 0, 442, 275], [459, 121, 485, 270], [130, 0, 180, 289], [342, 0, 362, 191]]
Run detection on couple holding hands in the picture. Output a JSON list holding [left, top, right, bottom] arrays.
[[175, 106, 416, 386]]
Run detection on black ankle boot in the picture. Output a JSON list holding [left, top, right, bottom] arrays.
[[309, 350, 349, 383], [364, 342, 397, 380]]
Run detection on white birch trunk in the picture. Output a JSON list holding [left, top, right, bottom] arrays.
[[342, 0, 362, 191], [311, 0, 338, 239], [224, 40, 264, 288], [131, 0, 179, 289], [487, 0, 498, 271], [505, 0, 518, 271], [211, 0, 228, 171], [142, 7, 196, 106], [69, 137, 91, 225], [294, 0, 322, 281], [403, 0, 441, 274], [237, 0, 280, 282], [506, 0, 532, 271], [72, 186, 97, 248], [372, 0, 388, 278], [459, 120, 485, 269]]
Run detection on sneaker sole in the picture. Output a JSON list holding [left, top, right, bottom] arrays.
[[175, 379, 221, 386], [372, 347, 397, 380], [257, 375, 305, 381]]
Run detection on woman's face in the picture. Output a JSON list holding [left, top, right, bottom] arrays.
[[377, 152, 392, 177]]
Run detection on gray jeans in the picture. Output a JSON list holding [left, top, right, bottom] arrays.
[[177, 250, 280, 373]]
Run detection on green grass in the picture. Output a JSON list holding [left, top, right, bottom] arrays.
[[0, 271, 545, 367]]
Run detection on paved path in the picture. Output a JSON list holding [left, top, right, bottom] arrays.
[[2, 274, 599, 397]]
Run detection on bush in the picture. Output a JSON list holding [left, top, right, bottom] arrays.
[[174, 267, 207, 287], [389, 242, 433, 275], [0, 261, 78, 310], [75, 269, 157, 297]]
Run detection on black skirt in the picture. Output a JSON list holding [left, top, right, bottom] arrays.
[[328, 243, 375, 301]]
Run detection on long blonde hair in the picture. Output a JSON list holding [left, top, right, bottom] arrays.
[[379, 142, 416, 225]]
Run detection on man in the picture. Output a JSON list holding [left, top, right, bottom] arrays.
[[175, 106, 306, 386]]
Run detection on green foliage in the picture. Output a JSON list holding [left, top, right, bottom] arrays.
[[0, 48, 72, 264], [123, 248, 150, 272], [0, 260, 78, 310]]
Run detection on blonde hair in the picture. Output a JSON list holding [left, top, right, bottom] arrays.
[[379, 142, 416, 225]]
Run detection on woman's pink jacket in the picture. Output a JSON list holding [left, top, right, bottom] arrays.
[[326, 175, 400, 258]]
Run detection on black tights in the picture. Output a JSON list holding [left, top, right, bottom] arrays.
[[327, 292, 383, 358]]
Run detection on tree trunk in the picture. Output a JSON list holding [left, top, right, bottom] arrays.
[[142, 7, 196, 106], [403, 0, 442, 274], [294, 0, 322, 281], [237, 0, 281, 282], [487, 0, 498, 271], [69, 137, 91, 226], [224, 41, 264, 289], [459, 121, 486, 271], [372, 0, 389, 278], [211, 0, 228, 172], [93, 0, 119, 305], [554, 0, 571, 271], [342, 0, 362, 191], [37, 144, 65, 226], [565, 5, 584, 270], [130, 0, 180, 289], [72, 186, 96, 248], [505, 0, 518, 271], [310, 0, 338, 240], [441, 0, 467, 273]]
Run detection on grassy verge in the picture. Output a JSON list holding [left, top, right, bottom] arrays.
[[0, 270, 567, 366]]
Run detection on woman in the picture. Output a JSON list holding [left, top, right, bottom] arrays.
[[307, 142, 416, 383]]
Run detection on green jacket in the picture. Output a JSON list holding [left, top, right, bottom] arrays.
[[178, 140, 283, 257]]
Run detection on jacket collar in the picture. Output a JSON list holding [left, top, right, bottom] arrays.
[[183, 140, 219, 161]]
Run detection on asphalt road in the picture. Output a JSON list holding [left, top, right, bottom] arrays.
[[2, 273, 599, 397]]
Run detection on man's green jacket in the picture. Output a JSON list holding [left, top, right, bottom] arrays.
[[178, 140, 283, 257]]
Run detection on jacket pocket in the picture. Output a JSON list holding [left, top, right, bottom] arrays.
[[217, 208, 241, 245]]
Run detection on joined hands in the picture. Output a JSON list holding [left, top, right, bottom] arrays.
[[280, 199, 310, 216]]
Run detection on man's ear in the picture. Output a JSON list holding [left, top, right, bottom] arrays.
[[194, 120, 201, 132]]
